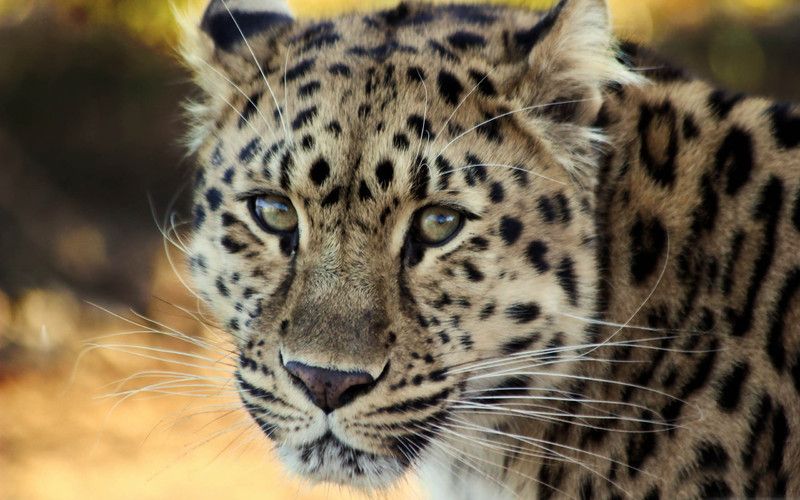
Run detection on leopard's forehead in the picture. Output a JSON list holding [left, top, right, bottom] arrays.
[[200, 3, 569, 229]]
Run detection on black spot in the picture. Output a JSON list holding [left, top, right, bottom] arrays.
[[347, 41, 417, 61], [427, 40, 460, 62], [501, 335, 538, 355], [285, 57, 316, 82], [279, 151, 294, 190], [514, 0, 565, 52], [320, 186, 341, 207], [442, 5, 498, 25], [691, 174, 719, 234], [437, 70, 464, 106], [698, 480, 732, 499], [638, 102, 678, 186], [298, 80, 321, 98], [728, 176, 783, 337], [205, 188, 223, 211], [239, 91, 262, 129], [553, 193, 572, 223], [767, 267, 800, 372], [489, 182, 504, 203], [407, 114, 435, 139], [239, 138, 262, 163], [682, 114, 699, 139], [468, 70, 496, 96], [716, 362, 749, 412], [512, 167, 529, 187], [302, 32, 340, 51], [215, 276, 229, 297], [300, 134, 315, 151], [642, 486, 660, 500], [680, 339, 718, 398], [537, 196, 557, 223], [499, 217, 523, 245], [328, 63, 351, 77], [742, 393, 772, 467], [629, 215, 667, 284], [715, 128, 754, 196], [462, 261, 484, 282], [406, 66, 426, 82], [393, 133, 410, 150], [695, 440, 729, 471], [447, 31, 486, 50], [326, 120, 342, 137], [479, 302, 495, 320], [555, 257, 579, 307], [376, 160, 394, 190], [221, 236, 247, 254], [411, 163, 430, 200], [526, 240, 550, 274], [193, 204, 206, 229], [476, 111, 502, 143], [309, 158, 330, 186], [358, 180, 373, 202], [768, 406, 789, 472], [769, 103, 800, 148], [708, 90, 744, 119], [291, 106, 318, 130], [505, 303, 541, 324], [794, 187, 800, 231]]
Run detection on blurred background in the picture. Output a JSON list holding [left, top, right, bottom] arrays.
[[1, 0, 798, 499]]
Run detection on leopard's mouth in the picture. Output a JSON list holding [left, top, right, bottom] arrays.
[[276, 431, 409, 489]]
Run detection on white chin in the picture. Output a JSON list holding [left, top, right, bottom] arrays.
[[277, 436, 407, 490]]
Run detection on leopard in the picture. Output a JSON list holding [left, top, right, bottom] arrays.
[[178, 0, 800, 497]]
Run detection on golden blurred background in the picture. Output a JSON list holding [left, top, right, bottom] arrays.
[[1, 1, 798, 499]]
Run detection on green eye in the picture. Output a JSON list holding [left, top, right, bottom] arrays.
[[414, 206, 464, 246], [249, 194, 298, 234]]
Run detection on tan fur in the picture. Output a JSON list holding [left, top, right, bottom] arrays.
[[182, 0, 800, 497]]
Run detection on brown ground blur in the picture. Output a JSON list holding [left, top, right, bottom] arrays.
[[1, 1, 799, 499]]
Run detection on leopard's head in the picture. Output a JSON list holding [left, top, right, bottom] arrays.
[[182, 0, 640, 489]]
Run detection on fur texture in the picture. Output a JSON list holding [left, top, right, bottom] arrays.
[[181, 0, 800, 497]]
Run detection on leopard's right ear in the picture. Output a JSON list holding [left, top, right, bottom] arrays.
[[200, 0, 294, 52]]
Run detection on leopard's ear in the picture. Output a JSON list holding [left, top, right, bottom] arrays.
[[511, 0, 641, 125], [177, 0, 295, 153], [201, 0, 294, 52]]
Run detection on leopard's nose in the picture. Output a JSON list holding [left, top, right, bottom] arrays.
[[283, 360, 378, 414]]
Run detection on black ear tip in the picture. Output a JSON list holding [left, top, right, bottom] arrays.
[[201, 8, 293, 51]]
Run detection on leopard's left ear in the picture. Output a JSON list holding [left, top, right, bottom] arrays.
[[512, 0, 641, 125], [177, 0, 296, 153], [201, 0, 294, 52]]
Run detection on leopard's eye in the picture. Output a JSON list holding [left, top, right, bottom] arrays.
[[414, 206, 464, 246], [249, 194, 298, 234]]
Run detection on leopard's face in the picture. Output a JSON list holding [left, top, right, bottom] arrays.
[[185, 0, 635, 490]]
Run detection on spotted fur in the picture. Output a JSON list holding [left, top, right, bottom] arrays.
[[180, 0, 800, 497]]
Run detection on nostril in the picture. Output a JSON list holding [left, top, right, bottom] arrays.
[[283, 360, 378, 413]]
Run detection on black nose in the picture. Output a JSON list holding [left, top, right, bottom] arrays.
[[283, 361, 377, 413]]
